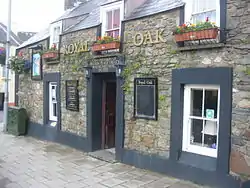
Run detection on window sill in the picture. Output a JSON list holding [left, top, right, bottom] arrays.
[[179, 151, 217, 171], [176, 43, 225, 52]]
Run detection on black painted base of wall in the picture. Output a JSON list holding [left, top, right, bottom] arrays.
[[119, 149, 249, 188], [28, 122, 90, 152], [27, 122, 249, 188]]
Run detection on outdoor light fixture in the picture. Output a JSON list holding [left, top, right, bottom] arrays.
[[115, 55, 125, 77], [83, 65, 92, 79]]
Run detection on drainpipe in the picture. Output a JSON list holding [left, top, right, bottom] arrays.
[[3, 0, 11, 132]]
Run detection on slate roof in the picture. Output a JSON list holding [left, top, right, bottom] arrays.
[[125, 0, 184, 20], [17, 32, 37, 42], [64, 0, 107, 33], [0, 23, 22, 46], [52, 1, 86, 23], [64, 0, 184, 34], [17, 27, 50, 49], [17, 0, 184, 48]]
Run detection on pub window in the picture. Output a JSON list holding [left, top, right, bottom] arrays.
[[183, 0, 220, 27], [134, 78, 158, 120], [100, 1, 124, 37], [182, 85, 220, 158]]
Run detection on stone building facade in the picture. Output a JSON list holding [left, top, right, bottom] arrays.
[[15, 0, 250, 187]]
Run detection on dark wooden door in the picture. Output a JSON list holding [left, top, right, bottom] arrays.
[[104, 81, 116, 149]]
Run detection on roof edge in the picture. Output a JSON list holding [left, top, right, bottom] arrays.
[[16, 36, 49, 50], [124, 3, 184, 22]]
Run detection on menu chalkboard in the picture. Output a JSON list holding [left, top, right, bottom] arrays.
[[66, 80, 79, 111], [134, 78, 157, 120]]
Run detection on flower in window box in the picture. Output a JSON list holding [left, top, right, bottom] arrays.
[[42, 43, 59, 62], [92, 36, 120, 52], [0, 47, 6, 65], [173, 19, 219, 42]]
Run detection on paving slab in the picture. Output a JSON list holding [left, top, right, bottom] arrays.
[[0, 131, 213, 188]]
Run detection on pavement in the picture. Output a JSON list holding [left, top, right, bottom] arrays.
[[0, 111, 211, 188]]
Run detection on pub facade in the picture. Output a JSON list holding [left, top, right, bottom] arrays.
[[15, 0, 250, 187]]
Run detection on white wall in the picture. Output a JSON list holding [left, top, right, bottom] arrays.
[[0, 43, 16, 105]]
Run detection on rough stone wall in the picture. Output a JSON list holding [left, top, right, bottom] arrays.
[[60, 29, 97, 136], [123, 1, 250, 179], [18, 40, 48, 125], [123, 10, 180, 157]]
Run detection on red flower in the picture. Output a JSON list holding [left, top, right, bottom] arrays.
[[51, 43, 57, 49], [18, 51, 23, 57]]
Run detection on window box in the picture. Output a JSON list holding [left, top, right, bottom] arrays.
[[92, 41, 120, 52], [42, 44, 59, 63], [174, 28, 219, 42], [42, 52, 59, 62]]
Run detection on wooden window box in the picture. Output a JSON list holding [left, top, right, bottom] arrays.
[[42, 52, 59, 63], [174, 28, 219, 42], [92, 42, 120, 52]]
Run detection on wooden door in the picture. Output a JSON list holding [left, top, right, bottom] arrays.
[[104, 81, 116, 149]]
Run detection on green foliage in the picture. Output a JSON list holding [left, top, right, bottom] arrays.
[[173, 21, 218, 34], [9, 56, 28, 74], [159, 95, 167, 102], [244, 67, 250, 75], [96, 36, 120, 44]]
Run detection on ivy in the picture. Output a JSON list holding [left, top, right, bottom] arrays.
[[9, 56, 30, 74], [244, 67, 250, 76]]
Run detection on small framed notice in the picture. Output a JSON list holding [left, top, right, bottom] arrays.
[[134, 77, 158, 120], [66, 80, 79, 112]]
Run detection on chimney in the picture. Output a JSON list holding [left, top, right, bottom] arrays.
[[124, 0, 147, 17], [64, 0, 74, 10], [64, 0, 86, 10]]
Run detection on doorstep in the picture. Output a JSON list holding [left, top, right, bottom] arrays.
[[88, 148, 117, 163]]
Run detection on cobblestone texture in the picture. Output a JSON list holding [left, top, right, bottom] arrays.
[[0, 129, 210, 188]]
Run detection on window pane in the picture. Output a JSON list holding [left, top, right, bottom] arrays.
[[204, 89, 218, 119], [190, 89, 203, 117], [106, 11, 112, 30], [53, 103, 57, 117], [203, 120, 217, 149], [192, 0, 216, 23], [190, 118, 217, 149], [190, 118, 203, 146], [113, 9, 120, 28]]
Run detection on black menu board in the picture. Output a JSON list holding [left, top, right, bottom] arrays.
[[134, 78, 158, 120], [66, 80, 79, 111]]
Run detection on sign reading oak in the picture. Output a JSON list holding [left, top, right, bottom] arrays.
[[125, 29, 166, 46], [63, 41, 89, 54]]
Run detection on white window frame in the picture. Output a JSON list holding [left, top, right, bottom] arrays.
[[100, 1, 124, 37], [182, 84, 220, 158], [49, 21, 62, 48], [183, 0, 220, 27], [49, 82, 58, 122]]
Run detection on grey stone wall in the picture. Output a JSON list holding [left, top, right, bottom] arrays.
[[60, 29, 97, 136], [18, 40, 48, 125], [123, 10, 179, 157], [59, 29, 119, 136], [123, 1, 250, 179]]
